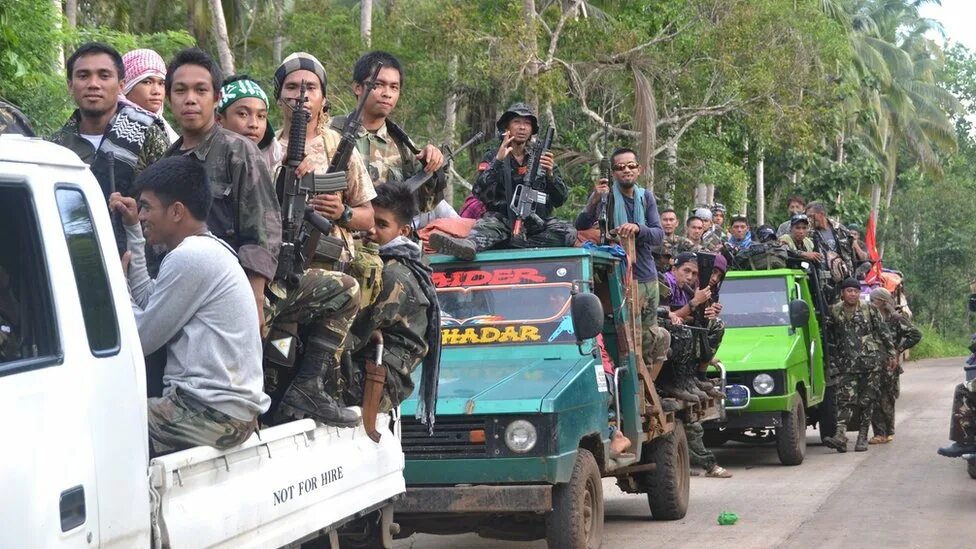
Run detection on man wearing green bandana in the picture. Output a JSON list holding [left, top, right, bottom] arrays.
[[216, 75, 282, 171], [575, 147, 666, 368]]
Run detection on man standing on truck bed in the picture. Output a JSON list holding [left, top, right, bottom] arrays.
[[428, 102, 576, 260], [823, 278, 897, 453], [575, 147, 668, 370], [110, 156, 270, 456]]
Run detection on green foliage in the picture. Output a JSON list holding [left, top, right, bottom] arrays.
[[908, 325, 969, 361]]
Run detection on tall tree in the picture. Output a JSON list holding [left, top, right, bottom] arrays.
[[207, 0, 235, 74]]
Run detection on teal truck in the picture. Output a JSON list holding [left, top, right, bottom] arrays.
[[395, 247, 720, 548], [703, 267, 838, 465]]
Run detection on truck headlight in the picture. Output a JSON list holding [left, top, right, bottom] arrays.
[[504, 420, 538, 453], [753, 373, 775, 395]]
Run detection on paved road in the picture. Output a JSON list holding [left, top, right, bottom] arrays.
[[394, 357, 976, 548]]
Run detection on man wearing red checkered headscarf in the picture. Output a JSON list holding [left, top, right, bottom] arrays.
[[122, 48, 179, 142]]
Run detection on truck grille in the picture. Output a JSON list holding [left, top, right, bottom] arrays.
[[401, 416, 488, 459]]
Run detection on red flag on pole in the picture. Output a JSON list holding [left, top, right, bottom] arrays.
[[864, 212, 882, 284]]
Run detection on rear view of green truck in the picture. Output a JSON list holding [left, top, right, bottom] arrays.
[[704, 268, 837, 465]]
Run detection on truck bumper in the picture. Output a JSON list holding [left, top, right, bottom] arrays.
[[722, 411, 783, 429], [397, 485, 553, 514]]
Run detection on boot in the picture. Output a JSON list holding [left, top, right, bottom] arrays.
[[696, 379, 725, 399], [855, 430, 869, 452], [688, 384, 710, 402], [823, 422, 848, 453], [429, 232, 477, 261], [938, 441, 976, 458], [670, 387, 701, 405], [280, 352, 361, 427]]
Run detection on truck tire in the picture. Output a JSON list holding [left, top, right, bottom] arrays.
[[545, 448, 604, 549], [968, 457, 976, 480], [817, 384, 838, 443], [776, 398, 806, 466], [640, 420, 690, 521]]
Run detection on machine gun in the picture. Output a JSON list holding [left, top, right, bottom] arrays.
[[509, 126, 555, 236], [596, 126, 610, 245], [297, 62, 383, 264], [274, 80, 345, 285], [404, 130, 485, 193]]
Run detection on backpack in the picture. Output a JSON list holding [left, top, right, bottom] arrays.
[[734, 243, 788, 270]]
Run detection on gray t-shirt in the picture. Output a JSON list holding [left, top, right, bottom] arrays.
[[818, 228, 837, 251], [125, 224, 270, 420]]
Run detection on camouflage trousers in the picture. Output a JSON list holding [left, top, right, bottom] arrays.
[[836, 369, 882, 434], [685, 421, 717, 471], [468, 214, 577, 251], [949, 381, 976, 443], [871, 367, 900, 438], [638, 281, 666, 365], [148, 389, 257, 457], [265, 269, 360, 397]]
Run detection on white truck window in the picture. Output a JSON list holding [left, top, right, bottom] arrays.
[[55, 187, 120, 356], [0, 184, 60, 374]]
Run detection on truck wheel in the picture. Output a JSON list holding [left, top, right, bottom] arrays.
[[818, 385, 838, 443], [776, 399, 806, 466], [640, 420, 690, 521], [545, 448, 604, 549], [703, 428, 730, 448], [968, 458, 976, 480]]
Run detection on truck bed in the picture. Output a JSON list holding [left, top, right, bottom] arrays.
[[150, 415, 405, 548]]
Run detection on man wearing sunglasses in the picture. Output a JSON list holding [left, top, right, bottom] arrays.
[[576, 147, 666, 365]]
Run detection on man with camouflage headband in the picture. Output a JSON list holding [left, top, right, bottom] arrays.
[[707, 203, 728, 241], [823, 278, 897, 453], [331, 51, 446, 211], [428, 102, 576, 260], [216, 75, 282, 171]]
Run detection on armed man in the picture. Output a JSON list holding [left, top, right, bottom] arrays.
[[806, 201, 856, 283], [823, 278, 897, 453], [331, 51, 446, 211], [428, 103, 576, 259], [575, 147, 668, 369], [345, 182, 440, 432], [869, 287, 922, 444], [50, 42, 170, 250]]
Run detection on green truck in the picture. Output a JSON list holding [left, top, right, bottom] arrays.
[[395, 247, 720, 548], [703, 267, 838, 465]]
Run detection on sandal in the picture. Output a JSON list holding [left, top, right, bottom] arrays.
[[868, 435, 887, 445], [705, 465, 733, 478]]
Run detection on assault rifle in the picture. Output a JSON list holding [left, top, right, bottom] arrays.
[[274, 80, 345, 285], [404, 130, 485, 193], [597, 125, 610, 245], [106, 151, 125, 255], [510, 126, 555, 236]]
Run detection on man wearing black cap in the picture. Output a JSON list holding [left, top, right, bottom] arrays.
[[823, 277, 897, 453], [428, 102, 575, 259], [777, 214, 822, 262]]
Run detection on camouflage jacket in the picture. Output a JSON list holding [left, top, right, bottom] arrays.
[[165, 123, 282, 281], [0, 98, 34, 136], [663, 234, 699, 256], [889, 312, 922, 372], [330, 115, 446, 212], [829, 301, 896, 374], [701, 230, 725, 252], [349, 256, 431, 409]]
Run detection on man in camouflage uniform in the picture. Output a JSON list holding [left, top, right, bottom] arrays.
[[869, 287, 922, 443], [428, 103, 576, 260], [679, 214, 706, 253], [823, 278, 897, 453], [0, 98, 35, 136], [694, 207, 724, 252], [806, 201, 855, 284], [331, 51, 446, 212], [707, 203, 728, 241], [938, 378, 976, 457], [345, 182, 439, 421]]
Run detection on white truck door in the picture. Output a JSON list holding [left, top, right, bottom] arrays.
[[0, 172, 100, 548], [51, 182, 150, 548]]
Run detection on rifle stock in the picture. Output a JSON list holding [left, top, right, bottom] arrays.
[[404, 130, 484, 194]]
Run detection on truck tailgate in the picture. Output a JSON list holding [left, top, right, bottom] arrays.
[[150, 415, 405, 548]]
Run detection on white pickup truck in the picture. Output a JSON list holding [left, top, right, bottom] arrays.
[[0, 135, 405, 548]]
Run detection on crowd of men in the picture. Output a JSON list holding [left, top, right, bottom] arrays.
[[1, 39, 928, 465]]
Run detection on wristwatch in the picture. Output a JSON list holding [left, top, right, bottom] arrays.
[[338, 204, 354, 225]]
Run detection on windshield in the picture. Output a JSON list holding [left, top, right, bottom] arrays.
[[434, 259, 582, 346], [720, 277, 790, 328]]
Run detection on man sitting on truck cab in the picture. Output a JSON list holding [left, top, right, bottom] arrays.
[[344, 182, 440, 430], [110, 156, 270, 456]]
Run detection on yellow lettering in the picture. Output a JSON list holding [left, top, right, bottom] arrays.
[[441, 328, 459, 345], [519, 326, 541, 342], [459, 328, 480, 345], [480, 327, 501, 343]]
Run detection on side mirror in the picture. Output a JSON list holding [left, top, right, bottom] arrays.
[[969, 294, 976, 313], [570, 292, 604, 342], [789, 299, 810, 329]]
